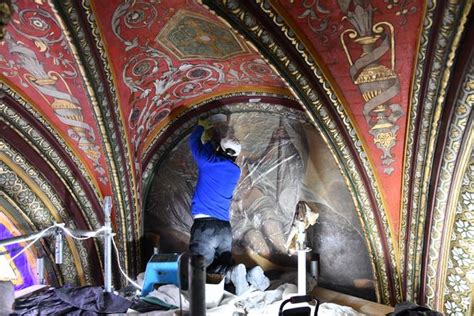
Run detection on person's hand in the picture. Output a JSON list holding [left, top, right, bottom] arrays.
[[201, 129, 214, 143], [198, 118, 212, 130]]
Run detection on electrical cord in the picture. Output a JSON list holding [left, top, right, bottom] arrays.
[[111, 236, 142, 290], [61, 225, 108, 240], [8, 223, 103, 262], [4, 222, 144, 294], [8, 225, 57, 262]]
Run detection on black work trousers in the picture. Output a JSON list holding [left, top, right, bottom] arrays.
[[189, 217, 232, 274]]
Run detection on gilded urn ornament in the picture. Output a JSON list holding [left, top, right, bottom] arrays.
[[341, 4, 402, 175]]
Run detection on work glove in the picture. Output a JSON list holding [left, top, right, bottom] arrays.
[[201, 130, 213, 143], [198, 118, 214, 143], [197, 118, 212, 130]]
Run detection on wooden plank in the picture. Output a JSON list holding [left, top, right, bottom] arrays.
[[312, 287, 394, 315]]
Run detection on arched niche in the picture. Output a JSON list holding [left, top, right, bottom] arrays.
[[144, 102, 376, 300]]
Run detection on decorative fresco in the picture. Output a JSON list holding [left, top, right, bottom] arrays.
[[91, 0, 288, 178], [340, 6, 402, 174], [145, 105, 376, 300], [273, 0, 424, 234], [0, 0, 111, 194], [156, 10, 250, 60], [0, 0, 470, 311]]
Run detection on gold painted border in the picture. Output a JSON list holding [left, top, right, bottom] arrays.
[[0, 152, 86, 285], [401, 0, 472, 302], [0, 79, 103, 198], [399, 0, 431, 299], [426, 49, 474, 309], [53, 0, 135, 273], [87, 0, 143, 238]]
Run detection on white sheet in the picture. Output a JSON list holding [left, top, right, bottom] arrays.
[[129, 283, 364, 315]]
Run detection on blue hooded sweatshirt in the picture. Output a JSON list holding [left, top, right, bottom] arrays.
[[189, 126, 241, 221]]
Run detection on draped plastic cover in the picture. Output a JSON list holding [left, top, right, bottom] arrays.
[[145, 111, 375, 299], [148, 112, 340, 258]]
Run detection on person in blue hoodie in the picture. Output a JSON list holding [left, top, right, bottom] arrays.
[[188, 118, 242, 276]]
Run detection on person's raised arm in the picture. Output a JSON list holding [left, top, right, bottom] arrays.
[[189, 124, 213, 163]]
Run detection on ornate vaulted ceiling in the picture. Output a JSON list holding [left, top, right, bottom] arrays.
[[0, 0, 472, 312]]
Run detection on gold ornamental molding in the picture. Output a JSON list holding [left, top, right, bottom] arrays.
[[54, 0, 141, 275], [442, 150, 474, 315], [0, 144, 91, 285], [398, 0, 434, 301], [52, 0, 135, 274], [400, 0, 472, 302], [202, 0, 400, 304], [426, 63, 474, 311]]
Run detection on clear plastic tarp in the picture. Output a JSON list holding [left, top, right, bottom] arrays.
[[145, 110, 375, 299]]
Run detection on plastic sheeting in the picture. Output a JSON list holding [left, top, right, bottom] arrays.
[[145, 110, 375, 299], [146, 112, 324, 257]]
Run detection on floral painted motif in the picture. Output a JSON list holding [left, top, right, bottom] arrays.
[[96, 0, 286, 176], [0, 0, 110, 186], [444, 153, 474, 315], [156, 10, 249, 60]]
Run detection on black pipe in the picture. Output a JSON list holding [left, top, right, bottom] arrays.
[[189, 255, 206, 316]]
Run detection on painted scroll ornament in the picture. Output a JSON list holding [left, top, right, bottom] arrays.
[[341, 5, 402, 175], [0, 0, 11, 41]]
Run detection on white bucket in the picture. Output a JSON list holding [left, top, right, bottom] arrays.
[[205, 274, 225, 308]]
